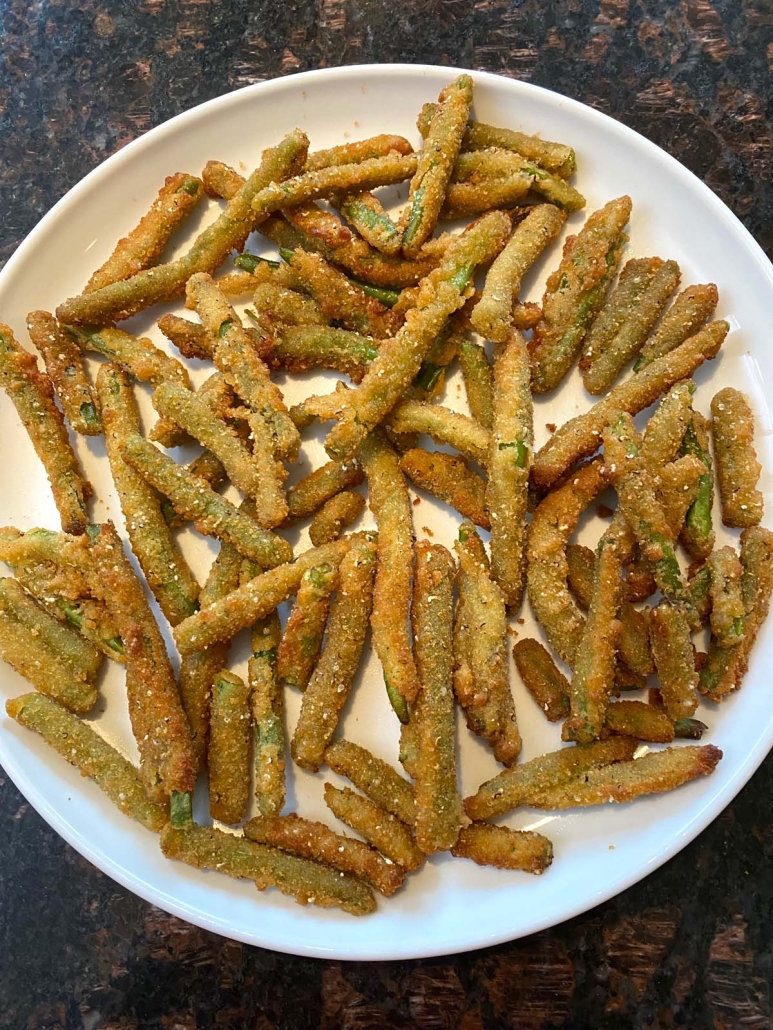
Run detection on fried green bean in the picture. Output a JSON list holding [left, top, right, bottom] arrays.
[[323, 211, 510, 461], [160, 823, 376, 916], [246, 600, 284, 818], [459, 339, 493, 429], [292, 534, 377, 770], [488, 329, 532, 610], [286, 459, 364, 521], [711, 387, 764, 528], [699, 527, 773, 700], [649, 602, 699, 721], [253, 282, 327, 326], [450, 823, 553, 873], [454, 523, 521, 765], [451, 150, 585, 213], [471, 204, 567, 343], [6, 693, 169, 831], [26, 311, 100, 436], [399, 448, 489, 528], [85, 172, 204, 292], [67, 324, 192, 390], [309, 490, 365, 546], [150, 369, 234, 448], [336, 191, 402, 255], [603, 699, 676, 743], [708, 546, 745, 647], [324, 739, 416, 825], [513, 638, 570, 722], [306, 134, 413, 171], [640, 380, 695, 470], [244, 813, 405, 897], [531, 321, 728, 491], [97, 366, 199, 625], [207, 670, 251, 824], [323, 783, 424, 871], [277, 562, 338, 691], [581, 258, 681, 395], [0, 579, 99, 713], [359, 432, 418, 713], [527, 459, 607, 665], [275, 325, 378, 382], [439, 178, 533, 220], [524, 745, 722, 809], [680, 411, 715, 561], [57, 131, 308, 325], [658, 454, 704, 539], [411, 542, 461, 853], [634, 283, 719, 371], [0, 326, 92, 535], [688, 562, 712, 625], [388, 400, 489, 465], [464, 738, 637, 820], [529, 196, 631, 394]]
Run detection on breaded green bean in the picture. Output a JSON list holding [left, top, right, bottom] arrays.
[[454, 523, 521, 764], [244, 814, 404, 897], [708, 546, 745, 647], [603, 699, 676, 743], [711, 387, 764, 528], [323, 211, 510, 461], [207, 670, 251, 824], [26, 311, 100, 436], [566, 519, 631, 743], [245, 603, 284, 818], [399, 448, 489, 528], [57, 132, 308, 325], [658, 455, 704, 539], [158, 312, 213, 359], [411, 302, 473, 400], [464, 737, 637, 820], [634, 283, 719, 371], [275, 325, 378, 382], [67, 324, 191, 391], [680, 411, 715, 561], [524, 745, 722, 810], [451, 823, 553, 873], [411, 542, 461, 853], [400, 75, 473, 253], [324, 783, 424, 871], [471, 204, 567, 343], [186, 272, 299, 463], [0, 325, 92, 535], [513, 638, 570, 722], [287, 249, 400, 337], [121, 434, 291, 567], [337, 191, 402, 255], [417, 103, 577, 177], [699, 527, 773, 700], [292, 534, 377, 770], [532, 321, 728, 491], [604, 415, 693, 613], [527, 459, 607, 665], [530, 197, 631, 394], [306, 134, 413, 172], [359, 432, 418, 713], [277, 562, 338, 691], [97, 366, 199, 626], [388, 400, 489, 465], [253, 282, 327, 326], [286, 459, 364, 521], [179, 543, 243, 770], [451, 150, 585, 213], [459, 339, 493, 429], [309, 491, 365, 546], [439, 179, 533, 220], [160, 823, 376, 916], [640, 380, 695, 470], [581, 258, 681, 395], [688, 562, 712, 625], [6, 693, 168, 831], [150, 369, 234, 448], [324, 740, 416, 825], [649, 602, 699, 721], [0, 580, 99, 713], [85, 172, 204, 292], [487, 329, 532, 610]]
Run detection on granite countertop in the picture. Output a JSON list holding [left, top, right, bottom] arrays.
[[1, 2, 772, 1027]]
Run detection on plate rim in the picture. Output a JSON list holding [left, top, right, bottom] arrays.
[[1, 61, 773, 961]]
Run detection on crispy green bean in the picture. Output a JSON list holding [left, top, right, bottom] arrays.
[[0, 325, 92, 535], [6, 693, 169, 831], [323, 783, 424, 872], [602, 699, 676, 743], [532, 321, 728, 492], [471, 204, 567, 343], [439, 178, 533, 220], [399, 448, 489, 528], [324, 739, 416, 825], [336, 191, 402, 255], [292, 533, 377, 770], [26, 311, 100, 436], [207, 670, 251, 824], [247, 602, 285, 818], [253, 282, 327, 326], [688, 562, 712, 625], [451, 151, 585, 212], [97, 366, 199, 625], [67, 324, 191, 390], [634, 283, 719, 371], [276, 562, 338, 691], [85, 172, 204, 292], [658, 454, 704, 539], [708, 546, 745, 647], [286, 459, 364, 521], [450, 823, 553, 874], [680, 411, 715, 561], [513, 638, 570, 722], [411, 541, 461, 853], [649, 602, 699, 721], [275, 324, 378, 382], [711, 387, 764, 528], [150, 369, 234, 448], [309, 490, 365, 546], [529, 196, 631, 394], [57, 131, 308, 325], [388, 400, 489, 465], [306, 134, 413, 171], [459, 339, 493, 429], [160, 823, 376, 916], [640, 380, 695, 470]]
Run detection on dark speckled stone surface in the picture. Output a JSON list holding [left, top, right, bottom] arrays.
[[1, 2, 773, 1028]]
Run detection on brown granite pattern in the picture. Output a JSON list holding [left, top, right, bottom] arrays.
[[1, 1, 773, 1028]]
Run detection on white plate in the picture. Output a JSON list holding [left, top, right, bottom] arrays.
[[1, 64, 772, 961]]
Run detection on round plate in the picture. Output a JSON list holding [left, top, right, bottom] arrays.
[[1, 64, 772, 961]]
